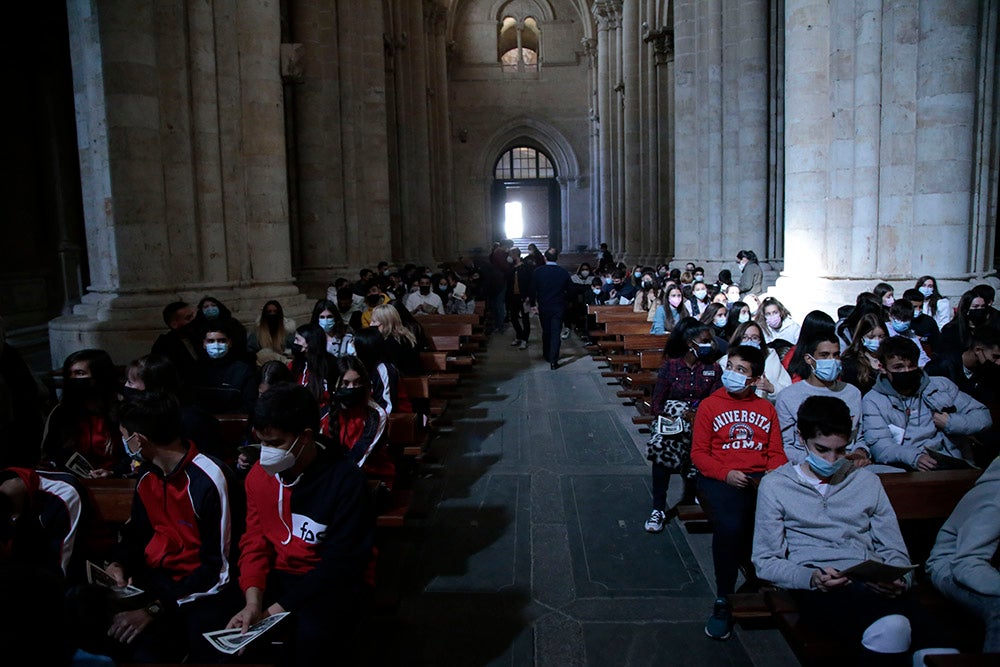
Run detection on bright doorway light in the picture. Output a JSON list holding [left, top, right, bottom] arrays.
[[504, 201, 524, 238]]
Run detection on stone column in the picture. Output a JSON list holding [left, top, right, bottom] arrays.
[[621, 0, 642, 261], [425, 1, 455, 264], [593, 2, 615, 250], [49, 0, 310, 366], [775, 0, 991, 319]]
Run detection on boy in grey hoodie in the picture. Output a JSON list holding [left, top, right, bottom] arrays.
[[862, 337, 991, 470], [926, 456, 1000, 651], [754, 395, 940, 662]]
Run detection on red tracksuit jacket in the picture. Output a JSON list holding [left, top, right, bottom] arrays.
[[691, 388, 787, 481]]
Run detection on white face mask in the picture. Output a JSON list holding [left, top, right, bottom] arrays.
[[260, 436, 301, 475]]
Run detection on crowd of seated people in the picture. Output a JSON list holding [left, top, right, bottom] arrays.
[[632, 254, 1000, 659], [0, 258, 497, 664]]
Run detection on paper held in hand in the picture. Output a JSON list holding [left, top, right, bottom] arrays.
[[86, 561, 144, 599], [66, 452, 94, 478], [839, 560, 918, 584], [204, 612, 290, 655]]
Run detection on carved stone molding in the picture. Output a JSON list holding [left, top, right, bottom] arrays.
[[642, 24, 673, 65], [592, 0, 622, 31]]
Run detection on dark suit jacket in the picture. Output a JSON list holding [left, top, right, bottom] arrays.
[[529, 263, 572, 314]]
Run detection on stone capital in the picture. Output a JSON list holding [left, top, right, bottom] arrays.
[[642, 25, 673, 65]]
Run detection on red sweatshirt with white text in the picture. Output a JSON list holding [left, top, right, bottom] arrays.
[[691, 387, 787, 481]]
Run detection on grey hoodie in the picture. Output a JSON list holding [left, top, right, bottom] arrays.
[[861, 373, 991, 469], [926, 457, 1000, 596], [752, 463, 911, 590]]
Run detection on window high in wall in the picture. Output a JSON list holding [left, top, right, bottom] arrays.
[[494, 146, 556, 180], [498, 15, 540, 73]]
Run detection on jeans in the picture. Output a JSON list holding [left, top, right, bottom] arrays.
[[932, 572, 1000, 651], [489, 291, 507, 333]]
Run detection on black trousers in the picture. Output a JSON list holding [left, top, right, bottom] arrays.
[[506, 293, 530, 342], [697, 473, 762, 598], [538, 308, 564, 363]]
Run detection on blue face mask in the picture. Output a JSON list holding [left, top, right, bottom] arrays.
[[918, 286, 934, 298], [318, 316, 336, 333], [714, 316, 728, 328], [738, 313, 750, 324], [722, 369, 749, 393], [805, 449, 850, 479], [862, 337, 881, 352], [810, 357, 841, 382], [205, 341, 229, 359], [741, 339, 761, 349], [890, 319, 910, 334], [592, 288, 602, 295], [122, 433, 144, 463], [203, 305, 220, 319], [634, 271, 643, 279], [603, 277, 613, 285]]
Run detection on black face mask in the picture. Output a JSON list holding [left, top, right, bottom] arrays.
[[335, 386, 367, 408], [263, 312, 282, 324], [64, 377, 99, 401], [121, 386, 144, 401], [419, 286, 431, 295], [889, 368, 923, 395], [967, 309, 989, 326]]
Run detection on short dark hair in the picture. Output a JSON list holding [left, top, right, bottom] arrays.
[[260, 360, 294, 388], [797, 395, 853, 441], [126, 354, 180, 394], [802, 330, 840, 358], [544, 248, 559, 262], [970, 327, 1000, 350], [162, 301, 189, 327], [253, 384, 320, 435], [119, 392, 183, 445], [336, 287, 354, 302], [729, 344, 765, 378], [888, 299, 913, 322], [737, 250, 758, 264], [902, 288, 924, 304], [972, 284, 995, 305], [879, 336, 920, 366]]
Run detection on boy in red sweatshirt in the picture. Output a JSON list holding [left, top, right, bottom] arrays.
[[691, 344, 787, 640]]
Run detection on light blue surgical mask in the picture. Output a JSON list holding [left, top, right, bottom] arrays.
[[205, 341, 229, 359], [634, 271, 643, 279], [318, 316, 336, 333], [693, 289, 708, 300], [603, 277, 613, 285], [738, 313, 750, 324], [714, 316, 728, 328], [203, 305, 220, 319], [122, 433, 144, 463], [805, 449, 850, 479], [722, 369, 749, 393], [862, 337, 881, 353], [810, 357, 841, 382], [890, 319, 910, 334], [918, 286, 934, 298], [592, 288, 602, 295], [741, 339, 761, 349]]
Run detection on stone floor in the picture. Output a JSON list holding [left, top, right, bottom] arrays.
[[374, 328, 801, 666]]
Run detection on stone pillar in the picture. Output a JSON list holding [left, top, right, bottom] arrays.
[[49, 0, 310, 366], [775, 0, 991, 319], [621, 0, 642, 261], [593, 2, 615, 250], [425, 1, 455, 264], [673, 0, 768, 273]]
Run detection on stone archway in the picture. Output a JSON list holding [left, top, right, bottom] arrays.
[[480, 117, 581, 251]]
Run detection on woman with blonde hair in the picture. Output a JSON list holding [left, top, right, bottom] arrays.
[[247, 300, 296, 366], [370, 303, 421, 376]]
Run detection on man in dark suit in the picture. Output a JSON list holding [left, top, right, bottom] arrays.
[[530, 248, 572, 369]]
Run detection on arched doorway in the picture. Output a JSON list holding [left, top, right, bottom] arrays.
[[490, 145, 561, 253]]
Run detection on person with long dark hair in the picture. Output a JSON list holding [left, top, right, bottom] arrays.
[[837, 292, 883, 350], [194, 295, 249, 361], [289, 323, 337, 435], [330, 356, 393, 489], [351, 327, 411, 414], [41, 349, 126, 476], [736, 250, 763, 298], [782, 310, 836, 381], [309, 299, 354, 358], [644, 318, 723, 533], [915, 275, 952, 330]]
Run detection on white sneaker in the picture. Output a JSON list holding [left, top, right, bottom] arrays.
[[518, 340, 528, 350], [510, 339, 521, 347], [644, 509, 666, 533], [561, 327, 570, 339]]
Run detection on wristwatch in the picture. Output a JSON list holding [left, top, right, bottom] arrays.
[[145, 601, 163, 618]]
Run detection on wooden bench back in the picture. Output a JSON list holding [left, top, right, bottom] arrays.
[[596, 310, 648, 324], [418, 314, 482, 327], [603, 321, 652, 336], [427, 335, 461, 352], [877, 469, 982, 521], [401, 375, 430, 400], [421, 322, 473, 337], [621, 334, 666, 353], [637, 349, 664, 370]]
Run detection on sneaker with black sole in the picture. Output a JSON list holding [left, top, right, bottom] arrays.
[[704, 598, 733, 640], [644, 509, 666, 533]]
